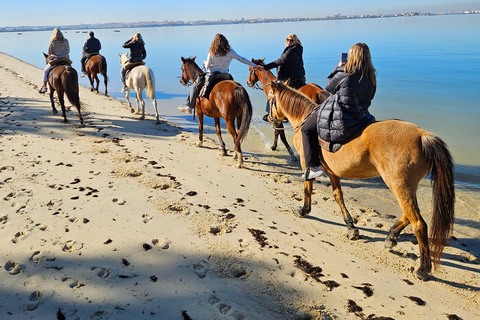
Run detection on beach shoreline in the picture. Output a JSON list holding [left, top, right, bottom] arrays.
[[1, 52, 478, 320]]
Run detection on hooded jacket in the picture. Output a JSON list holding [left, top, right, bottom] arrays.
[[122, 39, 146, 63], [317, 66, 376, 143]]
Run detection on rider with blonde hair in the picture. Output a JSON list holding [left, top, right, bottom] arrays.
[[121, 33, 146, 92], [39, 28, 70, 93], [178, 33, 256, 114], [301, 42, 377, 181]]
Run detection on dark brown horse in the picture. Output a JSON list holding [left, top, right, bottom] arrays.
[[43, 53, 84, 126], [180, 56, 253, 168], [85, 54, 108, 95], [247, 58, 329, 161], [268, 81, 454, 280]]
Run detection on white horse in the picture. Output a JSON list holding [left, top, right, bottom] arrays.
[[118, 53, 159, 123]]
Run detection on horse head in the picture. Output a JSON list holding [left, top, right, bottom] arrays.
[[180, 56, 198, 86], [118, 53, 129, 67], [266, 81, 285, 128]]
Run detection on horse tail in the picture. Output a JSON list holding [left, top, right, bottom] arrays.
[[63, 67, 81, 110], [100, 55, 108, 80], [233, 85, 253, 150], [422, 133, 455, 268], [143, 67, 155, 99]]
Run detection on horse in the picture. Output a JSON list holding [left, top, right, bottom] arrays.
[[43, 53, 84, 127], [247, 58, 329, 161], [118, 53, 160, 124], [267, 80, 455, 280], [85, 54, 108, 96], [180, 56, 253, 168]]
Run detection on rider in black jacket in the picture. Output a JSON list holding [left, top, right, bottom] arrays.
[[80, 31, 102, 77], [120, 33, 146, 92]]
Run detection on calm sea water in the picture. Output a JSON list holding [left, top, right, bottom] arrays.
[[1, 14, 479, 239]]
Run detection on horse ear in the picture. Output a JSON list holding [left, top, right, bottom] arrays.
[[43, 52, 48, 58], [261, 57, 265, 62], [192, 56, 196, 61], [117, 53, 121, 58], [181, 57, 186, 62]]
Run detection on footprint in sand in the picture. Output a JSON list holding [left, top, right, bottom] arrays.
[[5, 260, 26, 275], [29, 251, 42, 264], [208, 295, 245, 320], [37, 224, 49, 231], [62, 277, 85, 289], [12, 231, 25, 243], [91, 267, 118, 280], [112, 198, 126, 205], [152, 238, 170, 250], [142, 214, 152, 224], [68, 217, 79, 223], [0, 215, 7, 224], [24, 290, 43, 311], [89, 311, 113, 319], [193, 260, 208, 278], [62, 240, 83, 253]]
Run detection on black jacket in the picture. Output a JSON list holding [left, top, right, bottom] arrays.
[[123, 39, 146, 63], [264, 44, 305, 81], [317, 66, 376, 143], [83, 37, 101, 54]]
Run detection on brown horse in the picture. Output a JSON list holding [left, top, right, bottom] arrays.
[[85, 54, 108, 96], [268, 81, 454, 280], [247, 58, 329, 161], [180, 56, 253, 168], [43, 53, 84, 126]]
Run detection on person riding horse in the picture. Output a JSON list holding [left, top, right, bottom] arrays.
[[80, 31, 102, 77], [39, 28, 70, 94], [120, 33, 146, 93], [178, 33, 256, 114]]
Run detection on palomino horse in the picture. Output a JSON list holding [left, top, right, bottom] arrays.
[[247, 58, 329, 161], [85, 54, 108, 96], [180, 56, 253, 168], [118, 53, 160, 124], [268, 81, 454, 280], [43, 53, 84, 126]]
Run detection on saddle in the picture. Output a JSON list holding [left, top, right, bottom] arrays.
[[84, 53, 100, 67], [200, 72, 234, 99], [125, 61, 145, 81], [47, 58, 73, 79]]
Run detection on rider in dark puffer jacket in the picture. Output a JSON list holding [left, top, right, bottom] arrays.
[[300, 43, 377, 181]]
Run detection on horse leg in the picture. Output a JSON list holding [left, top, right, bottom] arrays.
[[385, 216, 410, 248], [196, 112, 204, 147], [125, 88, 134, 113], [57, 91, 68, 123], [389, 186, 431, 280], [49, 87, 58, 115], [136, 89, 145, 120], [330, 174, 360, 240], [94, 74, 100, 94], [103, 74, 108, 96], [152, 98, 160, 124], [215, 118, 228, 156], [88, 73, 95, 92], [296, 180, 314, 217]]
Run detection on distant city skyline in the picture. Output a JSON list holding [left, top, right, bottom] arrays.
[[1, 0, 479, 28]]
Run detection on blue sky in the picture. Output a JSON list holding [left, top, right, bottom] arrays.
[[1, 0, 478, 27]]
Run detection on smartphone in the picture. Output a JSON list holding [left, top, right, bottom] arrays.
[[341, 53, 348, 64]]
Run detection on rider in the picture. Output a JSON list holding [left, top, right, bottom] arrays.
[[178, 33, 256, 114], [301, 43, 377, 181], [39, 28, 70, 94], [80, 31, 102, 77], [257, 34, 306, 121], [120, 33, 146, 93]]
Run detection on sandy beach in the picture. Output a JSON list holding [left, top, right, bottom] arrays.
[[0, 52, 479, 320]]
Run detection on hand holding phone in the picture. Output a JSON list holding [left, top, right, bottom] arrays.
[[341, 53, 348, 64]]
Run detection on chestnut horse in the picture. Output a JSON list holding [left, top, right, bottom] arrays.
[[118, 53, 160, 123], [180, 56, 253, 168], [43, 53, 84, 126], [268, 81, 454, 280], [85, 54, 108, 96], [247, 58, 329, 161]]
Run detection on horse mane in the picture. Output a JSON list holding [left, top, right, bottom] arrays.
[[274, 81, 317, 117]]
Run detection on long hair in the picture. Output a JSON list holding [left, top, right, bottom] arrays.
[[285, 34, 302, 46], [50, 28, 65, 43], [344, 43, 376, 86], [209, 34, 231, 57], [132, 33, 145, 45]]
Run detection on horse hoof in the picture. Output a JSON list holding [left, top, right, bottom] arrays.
[[415, 269, 431, 281], [385, 238, 397, 248], [235, 164, 243, 169], [53, 110, 58, 115], [295, 208, 308, 218], [196, 141, 203, 147], [140, 116, 145, 120], [347, 228, 360, 240], [270, 146, 277, 151]]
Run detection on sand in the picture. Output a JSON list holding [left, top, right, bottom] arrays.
[[0, 52, 479, 320]]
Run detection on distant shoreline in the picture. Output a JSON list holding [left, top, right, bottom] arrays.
[[1, 10, 478, 33]]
